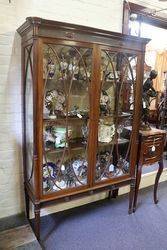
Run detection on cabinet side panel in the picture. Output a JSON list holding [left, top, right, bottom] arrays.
[[24, 44, 35, 190]]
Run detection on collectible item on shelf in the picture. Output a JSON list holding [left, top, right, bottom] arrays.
[[56, 127, 66, 148], [44, 126, 72, 149], [47, 58, 56, 79], [104, 71, 119, 81], [100, 90, 110, 115], [44, 126, 56, 149], [81, 124, 88, 144], [115, 157, 125, 176], [122, 159, 130, 173], [69, 106, 89, 118], [54, 127, 68, 148], [96, 151, 115, 179], [98, 122, 115, 143], [58, 157, 88, 187], [95, 151, 130, 180], [43, 162, 58, 191], [72, 158, 88, 180], [43, 157, 88, 191], [113, 157, 130, 176], [117, 124, 124, 139], [43, 48, 56, 79], [68, 56, 80, 80], [62, 164, 76, 187], [45, 89, 66, 118], [70, 105, 79, 116], [141, 70, 158, 130], [60, 56, 68, 80]]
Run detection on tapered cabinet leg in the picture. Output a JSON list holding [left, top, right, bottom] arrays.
[[34, 204, 41, 241], [133, 164, 142, 213], [108, 188, 119, 200], [112, 189, 119, 198], [108, 190, 112, 199], [129, 181, 135, 214], [154, 158, 163, 204], [25, 189, 30, 220]]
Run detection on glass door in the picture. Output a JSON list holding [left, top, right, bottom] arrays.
[[95, 49, 137, 183], [42, 42, 92, 194], [24, 44, 35, 189]]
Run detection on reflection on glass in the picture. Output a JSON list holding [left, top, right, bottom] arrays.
[[95, 51, 137, 182], [43, 44, 92, 194], [25, 45, 34, 187]]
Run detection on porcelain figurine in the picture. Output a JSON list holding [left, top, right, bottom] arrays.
[[72, 158, 88, 179], [47, 58, 55, 79], [63, 164, 76, 187], [45, 89, 66, 118], [100, 90, 110, 115]]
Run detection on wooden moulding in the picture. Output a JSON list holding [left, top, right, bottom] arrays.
[[17, 16, 150, 52]]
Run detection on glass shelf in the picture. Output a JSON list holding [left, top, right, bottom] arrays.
[[43, 116, 88, 124], [98, 138, 129, 147]]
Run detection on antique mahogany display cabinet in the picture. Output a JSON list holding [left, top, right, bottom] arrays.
[[17, 17, 149, 240]]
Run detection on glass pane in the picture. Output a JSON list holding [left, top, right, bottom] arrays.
[[95, 50, 137, 182], [43, 44, 92, 194], [25, 45, 34, 187]]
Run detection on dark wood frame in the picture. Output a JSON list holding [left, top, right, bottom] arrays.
[[122, 1, 167, 35], [123, 1, 167, 126], [17, 17, 149, 241]]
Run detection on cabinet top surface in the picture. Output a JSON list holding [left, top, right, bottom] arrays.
[[126, 126, 166, 136], [139, 127, 167, 137], [17, 16, 150, 44]]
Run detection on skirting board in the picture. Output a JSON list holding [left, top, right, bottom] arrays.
[[33, 168, 167, 218]]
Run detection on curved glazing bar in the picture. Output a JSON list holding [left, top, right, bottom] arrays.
[[25, 45, 34, 187], [95, 51, 137, 182], [42, 44, 92, 194]]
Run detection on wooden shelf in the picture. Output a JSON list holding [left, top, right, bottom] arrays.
[[44, 116, 88, 124], [100, 112, 132, 119], [45, 141, 86, 154], [43, 78, 90, 81]]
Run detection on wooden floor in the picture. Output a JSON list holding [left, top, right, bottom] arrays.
[[0, 224, 41, 249]]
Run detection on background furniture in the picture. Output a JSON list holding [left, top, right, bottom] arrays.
[[157, 71, 167, 131], [17, 17, 149, 240], [133, 128, 166, 212]]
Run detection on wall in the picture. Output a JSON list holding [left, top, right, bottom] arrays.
[[0, 0, 123, 219], [130, 0, 167, 14]]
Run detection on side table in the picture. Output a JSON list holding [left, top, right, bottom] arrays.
[[133, 128, 166, 212]]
